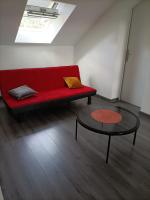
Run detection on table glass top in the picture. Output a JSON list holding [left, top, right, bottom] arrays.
[[77, 105, 140, 135]]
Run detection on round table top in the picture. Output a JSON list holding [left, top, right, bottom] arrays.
[[76, 105, 140, 136]]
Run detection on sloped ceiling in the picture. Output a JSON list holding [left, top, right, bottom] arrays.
[[0, 0, 116, 45], [0, 0, 27, 45], [52, 0, 116, 45]]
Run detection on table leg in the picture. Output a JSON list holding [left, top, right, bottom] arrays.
[[106, 135, 111, 164], [133, 130, 137, 145], [87, 96, 91, 105], [75, 119, 78, 141]]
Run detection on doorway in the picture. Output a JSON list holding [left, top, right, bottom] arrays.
[[120, 0, 150, 110]]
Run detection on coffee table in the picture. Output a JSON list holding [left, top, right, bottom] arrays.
[[75, 105, 140, 163]]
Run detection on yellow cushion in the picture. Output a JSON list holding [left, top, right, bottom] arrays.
[[64, 77, 83, 89]]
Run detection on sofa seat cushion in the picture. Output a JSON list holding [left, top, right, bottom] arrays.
[[5, 86, 96, 109]]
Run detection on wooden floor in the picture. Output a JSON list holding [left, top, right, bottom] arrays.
[[0, 96, 150, 200]]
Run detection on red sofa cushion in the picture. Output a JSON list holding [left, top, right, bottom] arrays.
[[4, 86, 96, 109], [0, 65, 80, 98]]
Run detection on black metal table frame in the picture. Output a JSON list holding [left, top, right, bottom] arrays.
[[75, 115, 139, 164]]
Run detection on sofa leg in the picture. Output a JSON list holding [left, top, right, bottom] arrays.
[[87, 96, 91, 105]]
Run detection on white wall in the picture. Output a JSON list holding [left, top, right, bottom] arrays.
[[142, 66, 150, 114], [0, 45, 74, 69], [75, 0, 141, 99], [138, 1, 150, 115], [121, 0, 150, 110]]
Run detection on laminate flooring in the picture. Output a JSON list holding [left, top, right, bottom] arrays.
[[0, 96, 150, 200]]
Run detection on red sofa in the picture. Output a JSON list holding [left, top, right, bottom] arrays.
[[0, 65, 96, 115]]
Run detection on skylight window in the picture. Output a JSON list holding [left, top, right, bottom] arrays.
[[15, 0, 76, 44], [20, 15, 50, 30]]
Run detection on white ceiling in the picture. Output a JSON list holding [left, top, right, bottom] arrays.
[[0, 0, 116, 45]]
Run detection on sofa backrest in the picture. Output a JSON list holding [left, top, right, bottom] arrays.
[[0, 65, 80, 97]]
